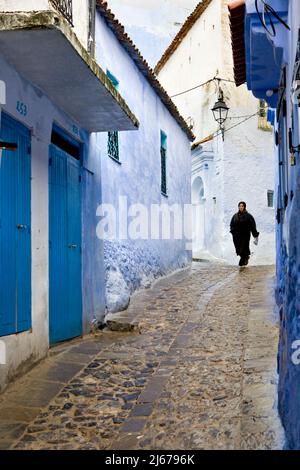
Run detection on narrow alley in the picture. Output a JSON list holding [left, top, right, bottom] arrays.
[[0, 262, 284, 450]]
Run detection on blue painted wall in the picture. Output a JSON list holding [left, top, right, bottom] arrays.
[[276, 0, 300, 448], [248, 0, 300, 449], [242, 0, 300, 448]]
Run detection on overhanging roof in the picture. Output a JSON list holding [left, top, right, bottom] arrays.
[[0, 11, 139, 132], [228, 0, 246, 87]]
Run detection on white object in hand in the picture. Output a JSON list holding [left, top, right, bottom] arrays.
[[253, 237, 259, 246]]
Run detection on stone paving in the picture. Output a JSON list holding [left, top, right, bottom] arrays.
[[0, 262, 285, 450]]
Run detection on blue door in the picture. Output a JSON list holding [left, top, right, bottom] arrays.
[[0, 113, 31, 337], [49, 143, 82, 344]]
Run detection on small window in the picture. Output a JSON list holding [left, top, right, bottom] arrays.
[[108, 131, 119, 161], [160, 131, 167, 195], [106, 70, 120, 162], [51, 125, 81, 160], [267, 190, 274, 208]]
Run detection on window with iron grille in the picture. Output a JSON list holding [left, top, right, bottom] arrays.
[[161, 131, 167, 195], [267, 190, 274, 208], [108, 131, 119, 161], [50, 0, 73, 25], [106, 71, 120, 162]]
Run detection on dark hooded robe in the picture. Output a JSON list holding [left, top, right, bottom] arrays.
[[230, 210, 259, 261]]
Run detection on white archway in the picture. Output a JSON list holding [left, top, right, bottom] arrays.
[[192, 176, 205, 256]]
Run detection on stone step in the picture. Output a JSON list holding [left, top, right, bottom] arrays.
[[104, 312, 140, 333]]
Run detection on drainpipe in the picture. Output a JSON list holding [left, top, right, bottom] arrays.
[[88, 0, 96, 58]]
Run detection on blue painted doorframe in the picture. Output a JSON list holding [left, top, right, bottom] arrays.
[[0, 113, 31, 337], [49, 141, 82, 344]]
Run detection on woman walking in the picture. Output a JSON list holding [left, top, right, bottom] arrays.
[[230, 201, 259, 266]]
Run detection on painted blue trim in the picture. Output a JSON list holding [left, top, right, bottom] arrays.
[[106, 70, 119, 90], [278, 113, 288, 209], [267, 108, 276, 126], [160, 130, 167, 149], [1, 112, 31, 136], [292, 103, 300, 147]]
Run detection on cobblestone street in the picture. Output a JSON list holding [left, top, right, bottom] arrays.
[[0, 262, 284, 450]]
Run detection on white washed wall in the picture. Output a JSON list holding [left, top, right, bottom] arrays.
[[107, 0, 199, 67], [158, 0, 275, 265], [94, 13, 192, 312]]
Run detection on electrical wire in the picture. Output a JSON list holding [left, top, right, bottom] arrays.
[[170, 78, 214, 98], [192, 112, 260, 148], [228, 114, 259, 119], [255, 0, 290, 38], [170, 76, 236, 98], [215, 112, 259, 139]]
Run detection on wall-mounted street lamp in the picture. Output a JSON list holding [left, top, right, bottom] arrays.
[[0, 141, 18, 151], [211, 87, 229, 141]]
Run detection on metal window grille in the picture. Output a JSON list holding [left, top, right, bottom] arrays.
[[106, 71, 119, 161], [50, 0, 73, 25], [161, 146, 167, 195], [267, 190, 274, 208], [108, 131, 119, 161]]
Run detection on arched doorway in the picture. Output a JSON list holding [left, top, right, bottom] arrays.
[[192, 176, 205, 257]]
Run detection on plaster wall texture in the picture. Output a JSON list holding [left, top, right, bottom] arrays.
[[94, 13, 192, 312], [0, 0, 90, 49], [158, 0, 275, 265], [107, 0, 199, 68], [0, 55, 106, 392]]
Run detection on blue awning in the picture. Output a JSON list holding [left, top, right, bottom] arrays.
[[245, 0, 289, 107]]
